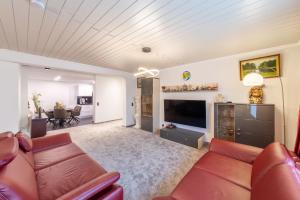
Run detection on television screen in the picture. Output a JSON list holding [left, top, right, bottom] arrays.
[[77, 96, 93, 105], [164, 99, 206, 128]]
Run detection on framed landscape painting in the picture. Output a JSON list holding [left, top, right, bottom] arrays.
[[239, 54, 280, 80]]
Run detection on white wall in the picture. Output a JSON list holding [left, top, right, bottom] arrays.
[[123, 78, 136, 126], [78, 84, 93, 96], [94, 75, 124, 123], [28, 80, 77, 112], [0, 49, 136, 127], [160, 43, 300, 150], [0, 61, 21, 132], [28, 81, 95, 118]]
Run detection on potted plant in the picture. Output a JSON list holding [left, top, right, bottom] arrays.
[[32, 93, 41, 114]]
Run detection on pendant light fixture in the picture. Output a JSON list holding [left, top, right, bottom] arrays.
[[31, 0, 45, 9]]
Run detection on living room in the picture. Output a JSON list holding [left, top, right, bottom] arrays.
[[0, 0, 300, 200]]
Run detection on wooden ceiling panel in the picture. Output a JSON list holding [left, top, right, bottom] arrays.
[[12, 0, 30, 52], [53, 0, 120, 57], [27, 1, 46, 53], [83, 0, 119, 25], [47, 20, 80, 56], [0, 0, 299, 72], [0, 0, 18, 50], [72, 0, 104, 23], [72, 0, 186, 63], [34, 10, 58, 53], [97, 0, 155, 33], [65, 31, 112, 59], [0, 20, 8, 48], [46, 0, 66, 14], [92, 0, 137, 31]]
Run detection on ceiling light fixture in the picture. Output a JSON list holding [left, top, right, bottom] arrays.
[[134, 67, 159, 78], [44, 67, 51, 70], [54, 76, 61, 81], [142, 47, 151, 53], [31, 0, 45, 9]]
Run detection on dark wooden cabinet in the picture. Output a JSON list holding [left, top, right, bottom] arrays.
[[140, 78, 160, 133], [141, 78, 153, 96], [214, 103, 275, 148], [160, 128, 204, 148], [30, 114, 48, 138]]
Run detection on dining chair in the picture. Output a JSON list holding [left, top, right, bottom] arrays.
[[53, 108, 71, 128], [45, 110, 55, 126], [70, 106, 82, 124]]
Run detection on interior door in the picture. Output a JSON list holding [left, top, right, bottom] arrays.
[[94, 76, 124, 123]]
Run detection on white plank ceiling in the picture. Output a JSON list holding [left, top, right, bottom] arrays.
[[0, 0, 300, 72]]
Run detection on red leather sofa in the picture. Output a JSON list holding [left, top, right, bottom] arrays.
[[0, 132, 123, 200], [154, 138, 300, 200]]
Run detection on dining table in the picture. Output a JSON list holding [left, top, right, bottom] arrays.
[[45, 108, 74, 128], [46, 108, 73, 113]]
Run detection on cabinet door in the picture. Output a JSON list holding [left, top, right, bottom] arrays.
[[235, 104, 274, 121], [235, 118, 274, 148], [141, 78, 153, 95], [235, 104, 274, 148], [141, 116, 153, 132], [214, 104, 235, 141]]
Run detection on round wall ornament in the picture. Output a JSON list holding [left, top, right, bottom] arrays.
[[182, 71, 191, 81]]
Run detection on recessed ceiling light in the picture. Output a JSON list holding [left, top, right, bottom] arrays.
[[31, 0, 45, 10], [54, 76, 61, 81], [44, 67, 51, 70]]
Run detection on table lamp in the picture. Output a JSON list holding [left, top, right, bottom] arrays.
[[243, 71, 264, 104]]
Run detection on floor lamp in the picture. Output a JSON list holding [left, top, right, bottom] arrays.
[[294, 107, 300, 156], [279, 77, 286, 146]]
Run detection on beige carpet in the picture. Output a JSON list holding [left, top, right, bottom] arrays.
[[48, 121, 207, 200]]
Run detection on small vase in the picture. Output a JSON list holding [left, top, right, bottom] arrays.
[[38, 107, 42, 118]]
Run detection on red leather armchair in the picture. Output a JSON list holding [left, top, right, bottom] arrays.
[[0, 132, 123, 200], [154, 138, 300, 200]]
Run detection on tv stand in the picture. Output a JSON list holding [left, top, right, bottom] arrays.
[[160, 127, 204, 149]]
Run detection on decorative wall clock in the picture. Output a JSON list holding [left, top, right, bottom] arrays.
[[182, 71, 191, 81]]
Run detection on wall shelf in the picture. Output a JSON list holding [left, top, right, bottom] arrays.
[[162, 83, 218, 93]]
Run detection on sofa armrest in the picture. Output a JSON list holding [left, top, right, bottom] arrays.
[[57, 172, 120, 200], [209, 138, 263, 164], [152, 197, 177, 200], [32, 133, 72, 153]]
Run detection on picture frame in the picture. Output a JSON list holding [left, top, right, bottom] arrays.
[[239, 54, 280, 80]]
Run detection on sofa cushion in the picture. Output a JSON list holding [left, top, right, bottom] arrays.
[[251, 164, 300, 200], [15, 132, 33, 152], [19, 149, 35, 168], [194, 152, 252, 190], [0, 153, 40, 200], [0, 137, 18, 167], [209, 138, 262, 164], [32, 133, 72, 153], [34, 143, 85, 170], [171, 167, 250, 200], [251, 142, 293, 186], [36, 154, 107, 200]]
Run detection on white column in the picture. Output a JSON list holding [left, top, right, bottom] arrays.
[[0, 61, 21, 132]]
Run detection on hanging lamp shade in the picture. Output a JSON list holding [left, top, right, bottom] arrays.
[[243, 72, 264, 86]]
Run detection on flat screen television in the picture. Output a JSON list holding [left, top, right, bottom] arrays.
[[164, 99, 206, 128]]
